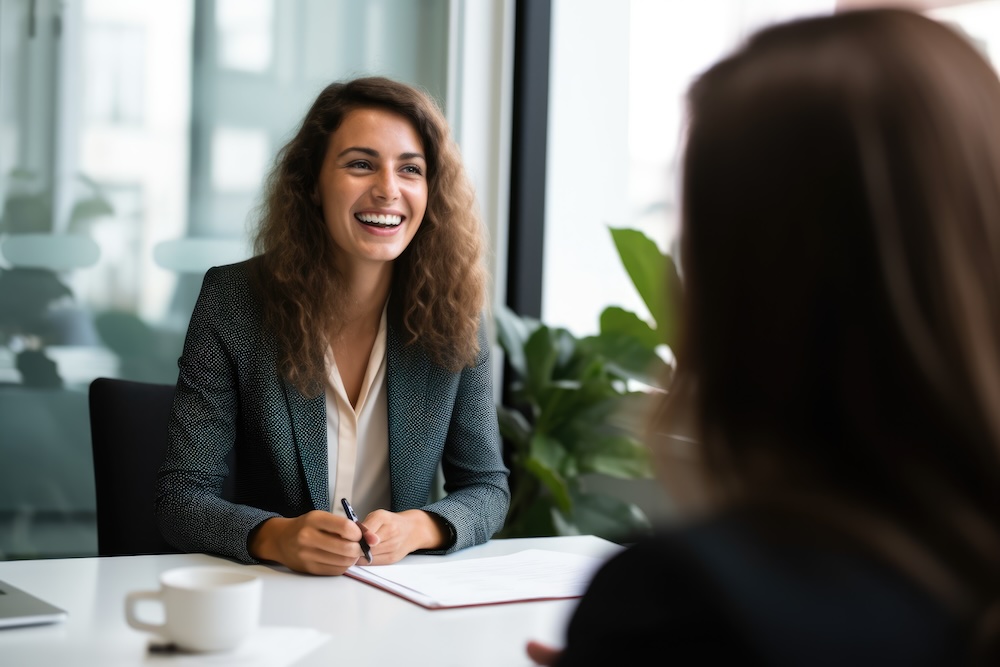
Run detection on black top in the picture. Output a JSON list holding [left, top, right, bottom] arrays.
[[557, 511, 961, 666]]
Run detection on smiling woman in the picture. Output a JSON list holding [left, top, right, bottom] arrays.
[[316, 108, 428, 272], [154, 77, 510, 576]]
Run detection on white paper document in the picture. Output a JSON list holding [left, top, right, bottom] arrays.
[[345, 549, 606, 609]]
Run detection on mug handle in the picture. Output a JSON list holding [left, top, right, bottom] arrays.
[[125, 589, 165, 634]]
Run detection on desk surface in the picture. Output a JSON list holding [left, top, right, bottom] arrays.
[[0, 535, 622, 667]]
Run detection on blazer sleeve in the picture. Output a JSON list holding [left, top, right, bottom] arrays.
[[154, 265, 281, 564], [419, 321, 511, 553]]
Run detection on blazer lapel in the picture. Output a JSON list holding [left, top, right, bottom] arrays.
[[281, 378, 329, 512], [386, 319, 432, 507]]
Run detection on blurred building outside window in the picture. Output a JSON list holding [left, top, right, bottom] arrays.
[[0, 0, 452, 559]]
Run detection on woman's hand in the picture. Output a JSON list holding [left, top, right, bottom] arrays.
[[359, 509, 447, 564], [526, 641, 563, 666], [249, 510, 380, 575]]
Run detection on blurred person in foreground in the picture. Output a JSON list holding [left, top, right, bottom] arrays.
[[155, 77, 509, 575], [528, 8, 1000, 665]]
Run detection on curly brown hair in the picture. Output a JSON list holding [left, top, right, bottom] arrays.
[[251, 76, 487, 396]]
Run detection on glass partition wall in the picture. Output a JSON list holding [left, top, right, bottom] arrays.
[[0, 0, 450, 559]]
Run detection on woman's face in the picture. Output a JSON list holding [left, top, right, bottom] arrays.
[[315, 107, 428, 272]]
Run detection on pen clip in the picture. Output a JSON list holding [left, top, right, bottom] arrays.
[[341, 497, 358, 522]]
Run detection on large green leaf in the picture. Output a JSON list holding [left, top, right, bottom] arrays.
[[496, 405, 532, 451], [576, 434, 654, 479], [535, 353, 624, 430], [610, 228, 666, 330], [553, 490, 652, 542], [523, 326, 578, 398], [525, 433, 572, 513], [551, 327, 578, 373], [660, 254, 683, 351], [494, 304, 538, 379], [499, 496, 559, 538], [599, 306, 659, 349], [583, 328, 670, 387], [609, 227, 682, 350], [550, 395, 629, 446], [534, 378, 621, 436], [493, 228, 684, 540]]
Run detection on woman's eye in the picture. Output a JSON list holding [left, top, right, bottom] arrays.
[[347, 160, 372, 170], [402, 165, 423, 175]]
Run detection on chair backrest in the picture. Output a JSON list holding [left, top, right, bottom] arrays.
[[88, 377, 181, 556]]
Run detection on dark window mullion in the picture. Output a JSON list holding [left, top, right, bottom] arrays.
[[506, 0, 551, 319]]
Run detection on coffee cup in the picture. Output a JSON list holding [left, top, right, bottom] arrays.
[[125, 566, 262, 652]]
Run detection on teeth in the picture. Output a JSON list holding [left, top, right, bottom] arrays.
[[357, 213, 402, 227]]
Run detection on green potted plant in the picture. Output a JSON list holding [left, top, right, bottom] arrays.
[[495, 227, 682, 542]]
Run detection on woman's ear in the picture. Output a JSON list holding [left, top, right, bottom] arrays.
[[311, 186, 321, 206]]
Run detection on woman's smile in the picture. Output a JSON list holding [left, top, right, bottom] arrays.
[[355, 212, 403, 228]]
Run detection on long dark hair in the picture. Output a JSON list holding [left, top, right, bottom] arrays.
[[252, 76, 487, 396], [660, 8, 1000, 658]]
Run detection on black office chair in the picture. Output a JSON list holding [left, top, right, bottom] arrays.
[[88, 377, 182, 556]]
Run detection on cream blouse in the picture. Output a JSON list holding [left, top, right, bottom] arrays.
[[324, 305, 392, 518]]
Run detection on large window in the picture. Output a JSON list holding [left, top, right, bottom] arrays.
[[541, 0, 1000, 338], [538, 0, 1000, 519]]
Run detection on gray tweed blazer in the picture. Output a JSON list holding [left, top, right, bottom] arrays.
[[154, 258, 510, 564]]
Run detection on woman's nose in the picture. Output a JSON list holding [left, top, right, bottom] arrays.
[[372, 170, 400, 201]]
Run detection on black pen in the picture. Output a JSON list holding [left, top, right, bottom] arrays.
[[341, 498, 373, 563]]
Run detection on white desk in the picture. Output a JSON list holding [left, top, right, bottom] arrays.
[[0, 535, 622, 667]]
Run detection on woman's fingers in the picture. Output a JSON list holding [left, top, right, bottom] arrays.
[[526, 641, 563, 666], [279, 511, 370, 574]]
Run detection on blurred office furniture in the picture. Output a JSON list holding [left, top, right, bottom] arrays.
[[0, 382, 96, 559], [87, 377, 181, 556]]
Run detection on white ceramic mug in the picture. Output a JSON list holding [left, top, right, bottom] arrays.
[[125, 566, 262, 652]]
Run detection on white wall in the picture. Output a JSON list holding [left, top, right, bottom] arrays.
[[448, 0, 515, 317]]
